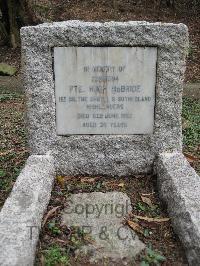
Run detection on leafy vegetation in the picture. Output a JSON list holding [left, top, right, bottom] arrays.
[[48, 221, 62, 235], [0, 92, 22, 102], [182, 97, 200, 154], [43, 245, 70, 266], [35, 224, 91, 265], [141, 245, 166, 266]]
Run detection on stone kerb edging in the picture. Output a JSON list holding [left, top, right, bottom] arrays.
[[0, 155, 55, 266], [157, 152, 200, 265], [0, 152, 200, 265]]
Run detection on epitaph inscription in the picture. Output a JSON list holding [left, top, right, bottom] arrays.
[[54, 47, 157, 134]]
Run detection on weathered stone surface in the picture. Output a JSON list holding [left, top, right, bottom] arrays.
[[157, 152, 200, 265], [21, 20, 188, 176], [62, 192, 145, 263], [0, 155, 55, 266]]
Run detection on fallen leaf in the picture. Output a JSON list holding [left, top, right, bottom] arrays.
[[126, 220, 144, 235], [182, 118, 190, 130], [134, 215, 170, 223], [141, 196, 154, 208], [184, 152, 199, 163], [141, 192, 155, 196], [40, 254, 45, 266], [0, 149, 14, 156], [164, 232, 170, 238], [81, 177, 96, 183], [84, 235, 96, 244], [56, 176, 65, 188], [103, 181, 120, 188], [118, 182, 125, 188], [55, 238, 68, 244], [42, 206, 61, 227]]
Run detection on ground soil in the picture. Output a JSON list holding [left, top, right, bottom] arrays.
[[0, 88, 28, 208], [35, 175, 188, 265], [0, 46, 21, 74]]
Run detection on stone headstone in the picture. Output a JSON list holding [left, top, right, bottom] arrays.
[[21, 21, 188, 176]]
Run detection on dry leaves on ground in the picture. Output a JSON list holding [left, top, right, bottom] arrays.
[[126, 219, 144, 235], [42, 206, 61, 227], [140, 195, 154, 208], [134, 215, 170, 223]]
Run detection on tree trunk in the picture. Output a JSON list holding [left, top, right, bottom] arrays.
[[8, 0, 19, 47], [0, 0, 26, 47]]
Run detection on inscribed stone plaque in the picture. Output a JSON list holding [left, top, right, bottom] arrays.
[[54, 47, 157, 134]]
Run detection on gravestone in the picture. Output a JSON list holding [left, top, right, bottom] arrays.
[[19, 20, 189, 263], [21, 21, 188, 176], [2, 20, 200, 266]]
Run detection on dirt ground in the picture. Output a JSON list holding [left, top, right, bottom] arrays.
[[0, 88, 28, 208], [35, 175, 188, 265]]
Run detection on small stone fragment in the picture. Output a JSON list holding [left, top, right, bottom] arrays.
[[62, 192, 145, 263]]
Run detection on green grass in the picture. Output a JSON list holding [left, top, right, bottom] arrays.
[[182, 97, 200, 154], [43, 245, 70, 266], [0, 92, 22, 102], [0, 87, 23, 101], [36, 226, 90, 266]]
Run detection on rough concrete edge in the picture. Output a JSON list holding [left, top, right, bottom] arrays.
[[156, 152, 200, 265], [0, 155, 55, 266]]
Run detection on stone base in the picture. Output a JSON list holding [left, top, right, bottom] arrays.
[[157, 152, 200, 265]]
